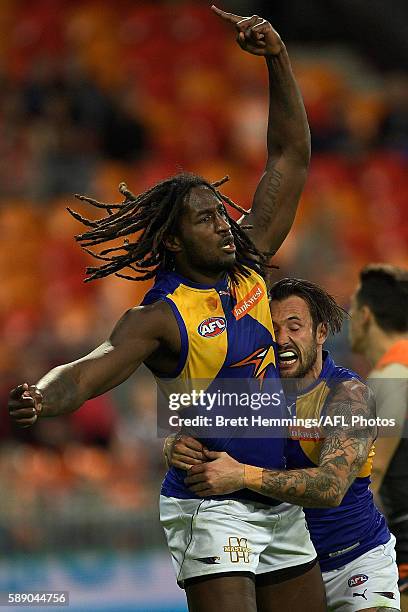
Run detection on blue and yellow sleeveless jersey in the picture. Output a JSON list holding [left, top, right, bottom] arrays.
[[285, 352, 390, 572], [142, 266, 286, 505]]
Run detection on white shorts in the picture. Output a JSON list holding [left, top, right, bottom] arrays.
[[160, 495, 316, 586], [323, 534, 400, 611]]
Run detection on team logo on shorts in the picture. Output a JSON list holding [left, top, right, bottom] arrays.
[[348, 574, 369, 588], [198, 317, 226, 338], [224, 537, 251, 563], [353, 589, 367, 600]]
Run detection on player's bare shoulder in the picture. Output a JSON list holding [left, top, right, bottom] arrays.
[[110, 301, 179, 345], [110, 300, 181, 375]]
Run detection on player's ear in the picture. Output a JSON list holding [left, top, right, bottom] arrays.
[[359, 304, 372, 325], [316, 322, 328, 346], [164, 234, 183, 253], [359, 304, 378, 335]]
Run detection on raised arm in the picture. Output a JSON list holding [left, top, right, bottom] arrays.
[[212, 6, 310, 255], [8, 303, 171, 427], [184, 380, 376, 508]]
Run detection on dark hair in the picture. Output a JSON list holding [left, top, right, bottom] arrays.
[[68, 173, 270, 284], [270, 278, 345, 334], [357, 264, 408, 332]]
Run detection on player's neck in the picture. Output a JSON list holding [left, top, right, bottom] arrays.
[[365, 328, 407, 368], [292, 351, 323, 392], [174, 262, 226, 286], [303, 354, 323, 387]]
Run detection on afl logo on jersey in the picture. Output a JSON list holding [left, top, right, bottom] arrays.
[[348, 574, 368, 588], [198, 317, 227, 338]]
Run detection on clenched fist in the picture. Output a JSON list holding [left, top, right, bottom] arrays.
[[8, 383, 42, 428]]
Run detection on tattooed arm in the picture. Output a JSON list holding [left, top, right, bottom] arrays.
[[255, 380, 377, 507], [212, 8, 310, 256], [185, 380, 377, 508], [246, 49, 310, 256]]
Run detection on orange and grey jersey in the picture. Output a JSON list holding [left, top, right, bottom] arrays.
[[142, 266, 286, 505], [286, 352, 390, 572], [371, 340, 408, 579]]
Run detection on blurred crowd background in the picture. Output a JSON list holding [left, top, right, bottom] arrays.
[[0, 0, 407, 608]]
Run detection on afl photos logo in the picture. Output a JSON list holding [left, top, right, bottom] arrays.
[[198, 317, 227, 338]]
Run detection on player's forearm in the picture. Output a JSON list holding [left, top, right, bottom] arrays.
[[265, 47, 310, 165], [244, 464, 345, 508], [36, 364, 86, 417]]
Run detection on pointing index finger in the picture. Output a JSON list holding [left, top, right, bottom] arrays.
[[211, 5, 243, 24]]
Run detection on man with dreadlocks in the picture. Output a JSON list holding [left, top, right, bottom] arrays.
[[8, 7, 324, 612]]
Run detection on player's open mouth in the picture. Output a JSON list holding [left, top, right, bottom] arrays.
[[220, 237, 236, 252], [278, 350, 298, 367]]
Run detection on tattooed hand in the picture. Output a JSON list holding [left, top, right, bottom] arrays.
[[185, 450, 244, 496]]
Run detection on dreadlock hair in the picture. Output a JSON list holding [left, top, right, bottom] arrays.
[[357, 263, 408, 333], [270, 278, 346, 335], [68, 173, 272, 284]]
